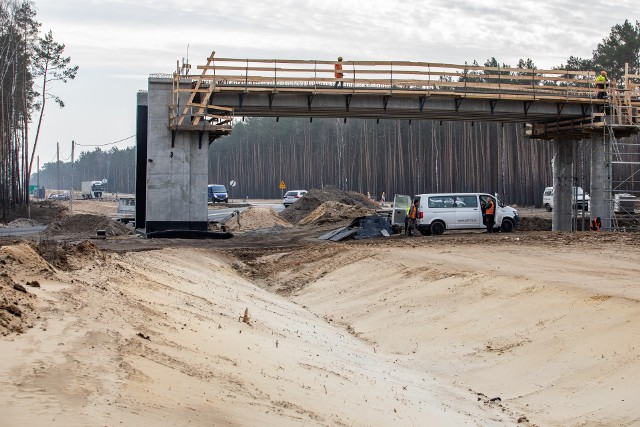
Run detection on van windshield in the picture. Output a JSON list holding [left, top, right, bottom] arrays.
[[210, 185, 226, 193]]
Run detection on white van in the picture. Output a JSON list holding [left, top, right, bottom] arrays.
[[542, 186, 590, 212], [392, 193, 519, 235]]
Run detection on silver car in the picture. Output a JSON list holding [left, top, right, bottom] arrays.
[[282, 190, 307, 207]]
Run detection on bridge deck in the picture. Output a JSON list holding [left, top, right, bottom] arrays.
[[166, 53, 640, 139]]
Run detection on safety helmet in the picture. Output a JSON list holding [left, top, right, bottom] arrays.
[[338, 56, 343, 61], [601, 70, 607, 76]]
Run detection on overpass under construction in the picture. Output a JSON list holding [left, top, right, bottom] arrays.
[[136, 52, 640, 235]]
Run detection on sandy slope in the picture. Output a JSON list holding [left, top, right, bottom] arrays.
[[1, 233, 640, 426], [292, 241, 640, 426]]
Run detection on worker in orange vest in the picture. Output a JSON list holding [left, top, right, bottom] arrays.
[[590, 216, 602, 231], [406, 199, 419, 236], [334, 56, 344, 88], [484, 196, 495, 233]]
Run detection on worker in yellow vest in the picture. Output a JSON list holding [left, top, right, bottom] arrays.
[[595, 70, 608, 99]]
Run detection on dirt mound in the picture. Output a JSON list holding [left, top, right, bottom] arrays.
[[224, 206, 292, 232], [41, 214, 133, 239], [280, 187, 379, 224], [0, 243, 51, 336], [1, 200, 67, 225], [0, 273, 37, 336], [34, 240, 105, 271], [299, 201, 377, 226], [518, 216, 552, 231], [7, 218, 43, 227]]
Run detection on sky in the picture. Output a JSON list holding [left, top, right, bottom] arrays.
[[32, 0, 638, 166]]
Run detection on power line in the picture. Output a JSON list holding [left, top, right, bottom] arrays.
[[75, 134, 135, 147]]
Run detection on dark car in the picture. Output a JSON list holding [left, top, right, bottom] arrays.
[[208, 184, 228, 203]]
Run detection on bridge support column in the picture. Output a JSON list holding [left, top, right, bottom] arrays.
[[144, 78, 209, 233], [589, 134, 609, 230], [135, 91, 148, 228], [552, 138, 573, 231]]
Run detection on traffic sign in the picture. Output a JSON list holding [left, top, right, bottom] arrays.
[[229, 180, 237, 187], [279, 181, 286, 189]]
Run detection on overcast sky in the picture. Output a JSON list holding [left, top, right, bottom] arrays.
[[33, 0, 637, 166]]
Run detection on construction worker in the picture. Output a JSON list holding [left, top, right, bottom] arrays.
[[484, 196, 495, 233], [595, 70, 608, 99], [406, 199, 419, 236], [590, 216, 602, 231], [334, 56, 344, 88]]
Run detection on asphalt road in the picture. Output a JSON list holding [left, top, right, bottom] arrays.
[[0, 226, 47, 237]]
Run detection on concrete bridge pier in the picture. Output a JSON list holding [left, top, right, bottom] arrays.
[[552, 137, 573, 231], [589, 134, 609, 230], [143, 78, 209, 234]]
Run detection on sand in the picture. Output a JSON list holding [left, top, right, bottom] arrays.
[[223, 206, 292, 232], [2, 230, 640, 426]]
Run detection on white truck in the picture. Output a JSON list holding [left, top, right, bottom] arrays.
[[111, 196, 135, 226], [81, 180, 105, 199]]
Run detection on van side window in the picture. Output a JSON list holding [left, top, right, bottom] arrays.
[[456, 195, 478, 208], [443, 197, 455, 208], [428, 197, 444, 208]]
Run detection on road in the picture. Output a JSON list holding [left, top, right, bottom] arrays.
[[0, 226, 47, 237]]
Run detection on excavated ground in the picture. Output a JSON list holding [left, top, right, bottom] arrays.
[[3, 193, 639, 426]]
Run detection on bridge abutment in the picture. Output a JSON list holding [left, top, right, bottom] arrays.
[[143, 78, 209, 233]]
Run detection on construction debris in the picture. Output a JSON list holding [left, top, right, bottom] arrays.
[[319, 215, 393, 241]]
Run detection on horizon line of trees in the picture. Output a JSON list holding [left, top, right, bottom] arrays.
[[29, 146, 135, 196], [208, 117, 639, 206], [31, 112, 638, 209]]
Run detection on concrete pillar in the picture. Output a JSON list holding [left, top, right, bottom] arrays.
[[589, 133, 609, 229], [145, 78, 209, 233], [135, 91, 148, 228], [552, 138, 573, 231]]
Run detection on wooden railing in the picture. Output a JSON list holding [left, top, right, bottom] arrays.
[[169, 57, 234, 135], [170, 52, 640, 132]]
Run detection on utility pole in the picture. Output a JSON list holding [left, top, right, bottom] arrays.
[[70, 140, 74, 215], [37, 156, 40, 199], [56, 142, 60, 192]]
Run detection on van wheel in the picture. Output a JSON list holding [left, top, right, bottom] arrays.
[[430, 221, 445, 236], [500, 218, 514, 233], [545, 204, 552, 212]]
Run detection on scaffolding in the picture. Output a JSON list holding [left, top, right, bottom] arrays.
[[169, 54, 234, 141], [603, 64, 640, 231]]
